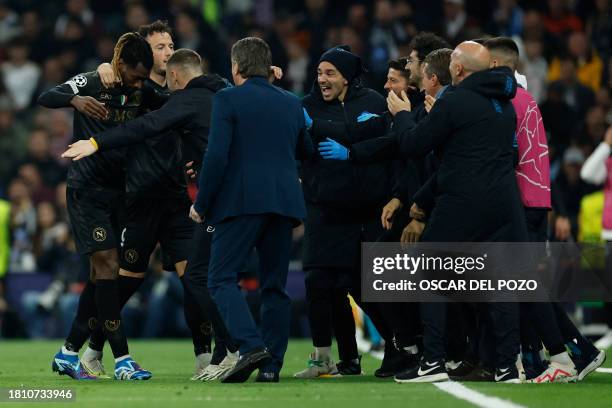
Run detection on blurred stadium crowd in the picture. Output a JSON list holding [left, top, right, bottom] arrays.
[[0, 0, 611, 340]]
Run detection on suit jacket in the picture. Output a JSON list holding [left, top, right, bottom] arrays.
[[194, 76, 309, 225]]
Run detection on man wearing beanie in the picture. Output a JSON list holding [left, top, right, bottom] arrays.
[[295, 45, 393, 378]]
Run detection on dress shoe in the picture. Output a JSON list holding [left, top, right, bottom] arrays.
[[220, 348, 271, 383]]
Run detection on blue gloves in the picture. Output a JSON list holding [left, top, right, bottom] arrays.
[[318, 138, 349, 160], [303, 108, 313, 129], [357, 111, 380, 122]]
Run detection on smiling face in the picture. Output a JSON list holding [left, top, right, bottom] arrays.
[[317, 61, 348, 102], [384, 68, 409, 96], [147, 31, 174, 77]]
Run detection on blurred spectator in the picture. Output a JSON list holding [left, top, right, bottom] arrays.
[[285, 35, 310, 96], [174, 7, 229, 76], [15, 128, 66, 187], [488, 0, 524, 37], [36, 57, 67, 98], [125, 1, 150, 32], [84, 34, 119, 72], [0, 1, 20, 45], [540, 81, 576, 152], [21, 10, 56, 64], [547, 55, 595, 122], [17, 164, 55, 204], [32, 201, 69, 274], [32, 109, 72, 160], [7, 178, 36, 273], [553, 146, 598, 238], [0, 95, 28, 184], [368, 0, 408, 79], [54, 0, 97, 38], [548, 31, 603, 93], [439, 0, 479, 44], [298, 0, 330, 65], [522, 38, 548, 102], [347, 3, 369, 38], [0, 38, 41, 110], [55, 16, 97, 69], [575, 106, 608, 149], [522, 9, 560, 60], [585, 0, 611, 62], [544, 0, 583, 37]]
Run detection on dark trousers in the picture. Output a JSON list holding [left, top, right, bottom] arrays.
[[421, 301, 519, 368], [208, 214, 294, 373], [305, 268, 358, 361], [183, 222, 236, 352]]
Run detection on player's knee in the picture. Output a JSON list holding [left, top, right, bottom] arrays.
[[90, 250, 119, 280]]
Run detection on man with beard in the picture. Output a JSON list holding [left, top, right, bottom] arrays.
[[387, 41, 526, 383], [295, 45, 393, 378]]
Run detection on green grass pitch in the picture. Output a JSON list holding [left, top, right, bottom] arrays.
[[0, 340, 611, 408]]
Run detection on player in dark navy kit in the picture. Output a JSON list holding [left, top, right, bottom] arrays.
[[81, 21, 236, 380], [38, 32, 154, 381]]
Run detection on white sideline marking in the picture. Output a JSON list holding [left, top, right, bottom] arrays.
[[357, 338, 527, 408], [434, 382, 527, 408], [595, 368, 612, 374]]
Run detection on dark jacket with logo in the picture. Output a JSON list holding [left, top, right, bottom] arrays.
[[92, 74, 231, 198], [301, 81, 391, 268], [394, 67, 528, 242], [38, 71, 147, 192]]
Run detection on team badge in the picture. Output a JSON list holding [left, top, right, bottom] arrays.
[[93, 227, 107, 242], [125, 249, 139, 264], [104, 320, 121, 332]]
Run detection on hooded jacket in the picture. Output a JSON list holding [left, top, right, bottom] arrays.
[[394, 67, 528, 242]]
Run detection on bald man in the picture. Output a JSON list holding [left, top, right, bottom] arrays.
[[389, 41, 527, 383]]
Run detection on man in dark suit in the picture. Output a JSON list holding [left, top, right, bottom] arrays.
[[189, 37, 309, 383]]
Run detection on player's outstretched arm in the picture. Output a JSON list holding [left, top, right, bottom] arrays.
[[92, 97, 194, 151]]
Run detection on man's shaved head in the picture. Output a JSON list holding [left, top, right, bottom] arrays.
[[449, 41, 490, 85]]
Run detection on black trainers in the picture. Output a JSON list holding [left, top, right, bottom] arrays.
[[447, 359, 477, 380], [573, 349, 606, 381], [337, 356, 363, 376], [494, 365, 521, 383], [394, 359, 449, 383], [375, 344, 419, 378], [255, 371, 279, 383]]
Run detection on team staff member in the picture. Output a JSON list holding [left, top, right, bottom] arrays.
[[296, 45, 392, 378], [190, 37, 310, 383], [388, 41, 526, 383], [39, 32, 154, 381]]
